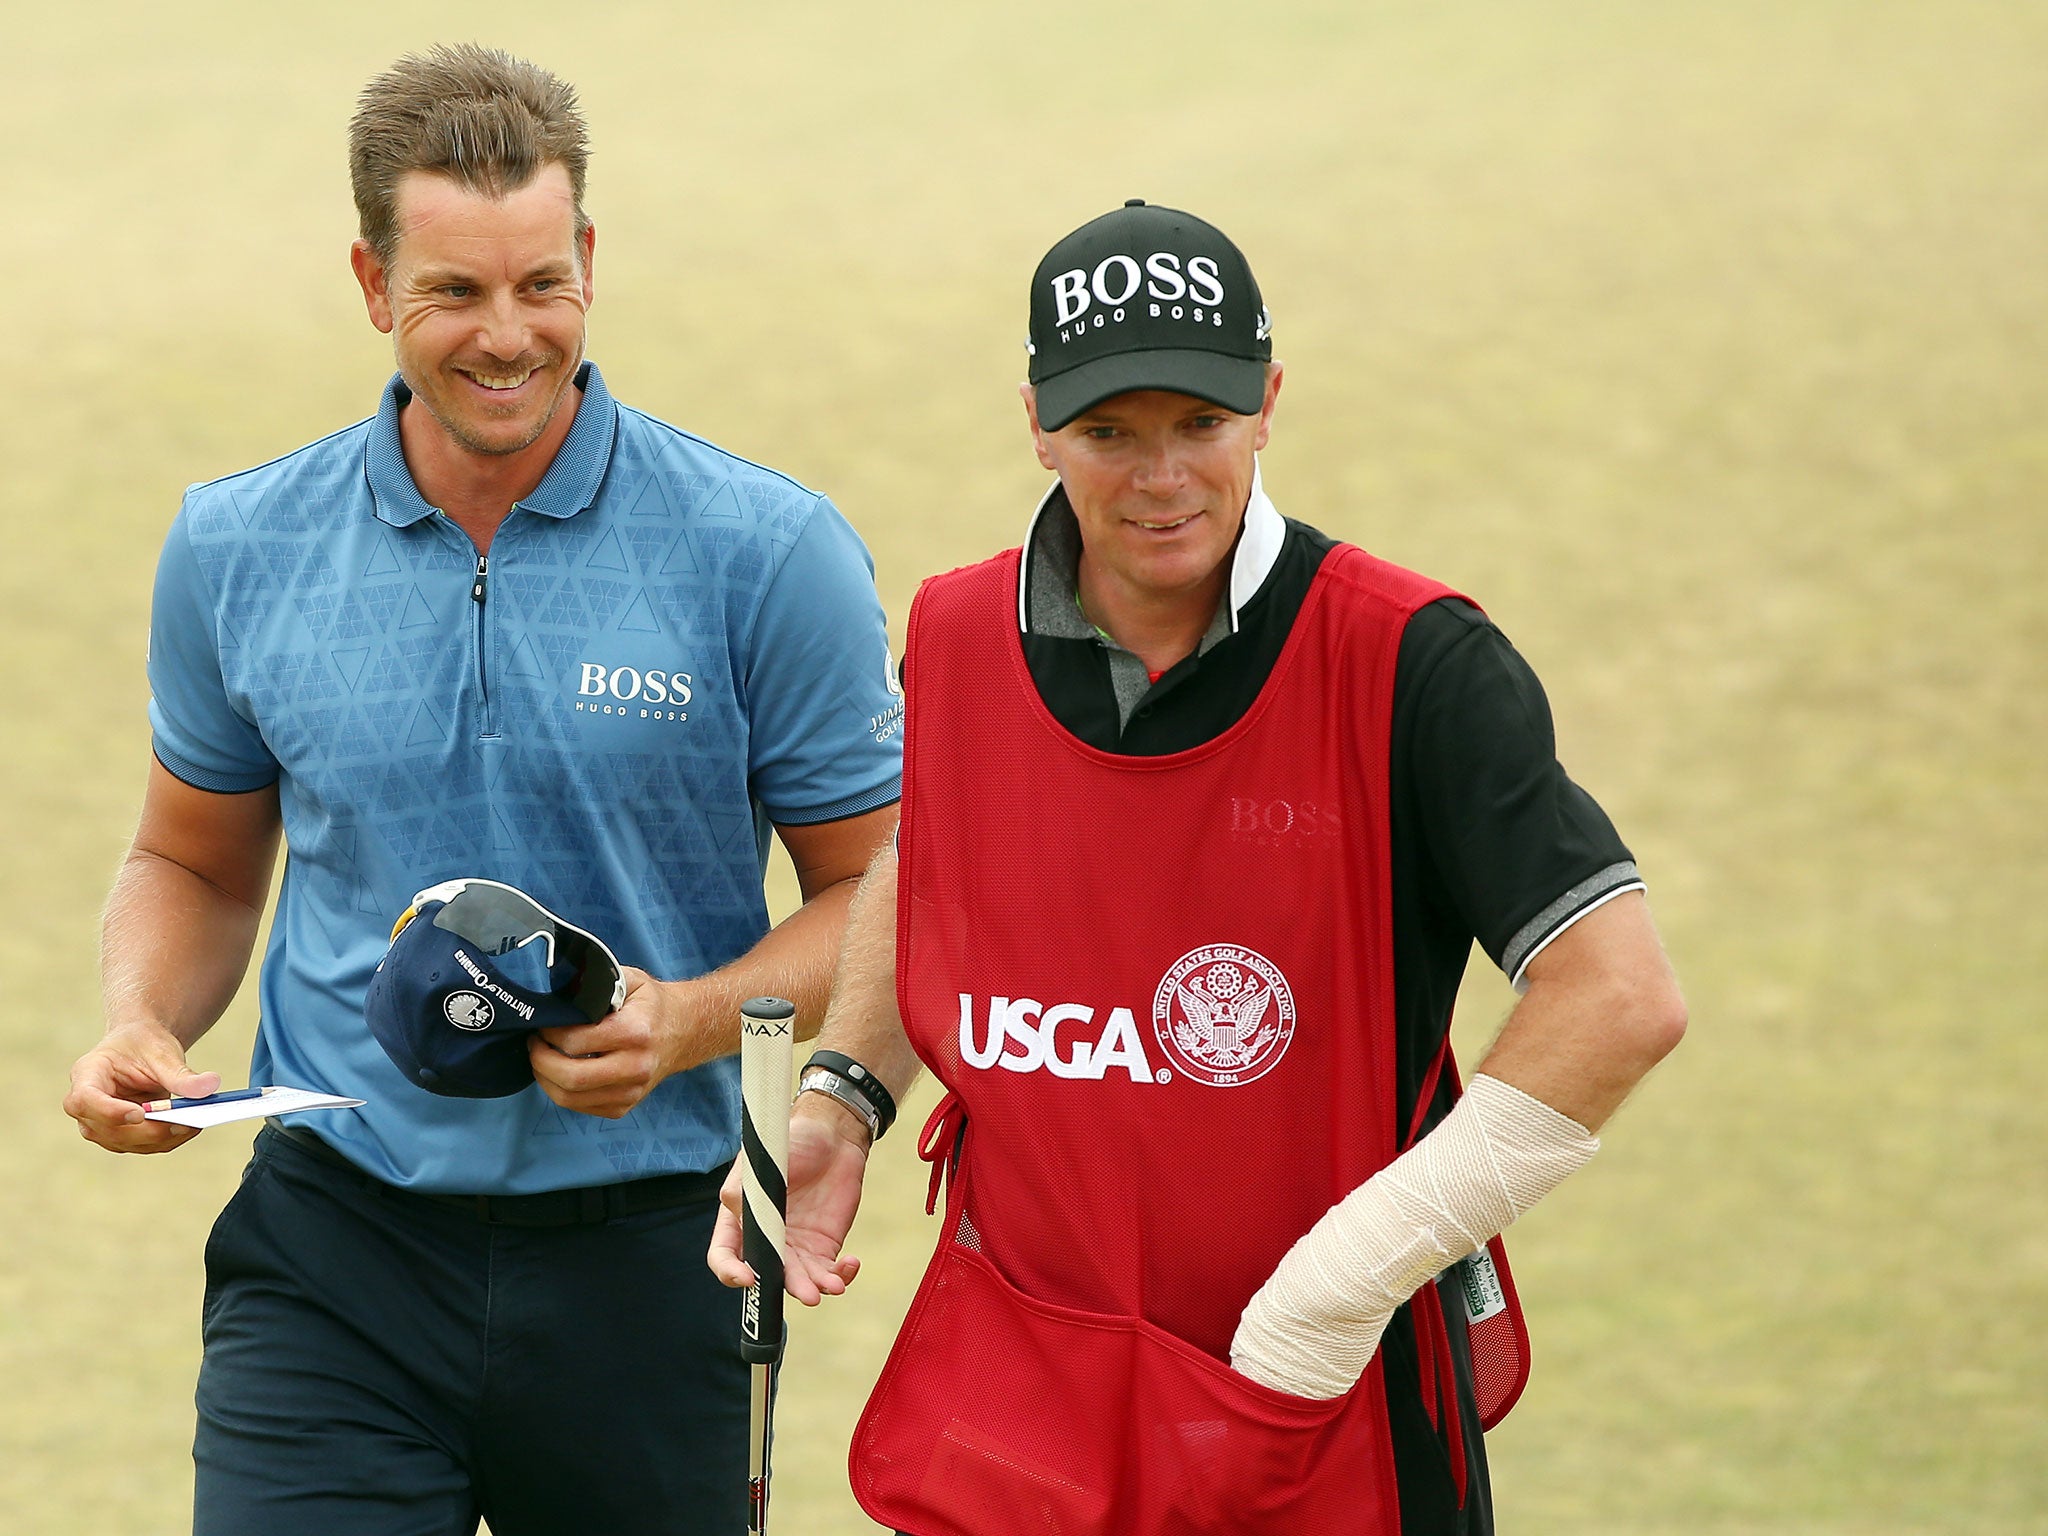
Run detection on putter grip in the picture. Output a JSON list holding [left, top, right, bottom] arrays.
[[740, 997, 795, 1366]]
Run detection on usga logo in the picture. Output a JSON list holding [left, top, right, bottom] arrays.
[[958, 996, 1158, 1082], [956, 944, 1297, 1088], [575, 662, 693, 722], [1153, 945, 1296, 1087]]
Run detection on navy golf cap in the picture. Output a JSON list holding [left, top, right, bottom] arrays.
[[365, 878, 627, 1098], [1027, 199, 1273, 431]]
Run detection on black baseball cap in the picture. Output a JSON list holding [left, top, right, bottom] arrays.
[[364, 878, 627, 1098], [1027, 199, 1272, 431]]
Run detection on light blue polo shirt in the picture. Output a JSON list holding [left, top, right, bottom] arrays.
[[148, 364, 903, 1193]]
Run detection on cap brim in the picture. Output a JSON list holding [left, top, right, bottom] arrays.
[[1034, 349, 1268, 432]]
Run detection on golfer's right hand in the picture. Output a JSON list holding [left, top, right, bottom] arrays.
[[709, 1095, 869, 1305], [64, 1021, 220, 1154]]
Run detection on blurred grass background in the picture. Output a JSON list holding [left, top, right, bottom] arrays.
[[5, 0, 2045, 1530]]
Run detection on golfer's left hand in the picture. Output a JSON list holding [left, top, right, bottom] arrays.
[[530, 967, 713, 1118]]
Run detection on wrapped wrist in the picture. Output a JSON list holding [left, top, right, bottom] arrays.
[[1231, 1075, 1598, 1398]]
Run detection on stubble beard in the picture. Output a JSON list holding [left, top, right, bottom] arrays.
[[406, 348, 575, 459]]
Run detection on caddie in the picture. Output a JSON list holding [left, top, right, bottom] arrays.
[[710, 200, 1685, 1535], [64, 45, 900, 1536]]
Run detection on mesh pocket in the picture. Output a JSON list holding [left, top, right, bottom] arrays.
[[851, 1239, 1399, 1536], [1456, 1236, 1530, 1428]]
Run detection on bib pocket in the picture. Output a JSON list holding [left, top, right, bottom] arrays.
[[852, 1236, 1400, 1536]]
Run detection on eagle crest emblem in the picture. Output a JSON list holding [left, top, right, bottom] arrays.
[[1151, 945, 1296, 1087]]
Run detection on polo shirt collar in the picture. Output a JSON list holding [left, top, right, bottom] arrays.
[[366, 360, 618, 528], [1017, 459, 1286, 635]]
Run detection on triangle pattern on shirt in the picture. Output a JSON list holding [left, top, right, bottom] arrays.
[[706, 808, 753, 855], [664, 467, 719, 511], [581, 577, 633, 625], [698, 480, 744, 523], [328, 592, 375, 643], [398, 585, 439, 629], [404, 699, 450, 749], [331, 646, 372, 693], [493, 805, 531, 852], [659, 530, 702, 576], [229, 486, 267, 528], [480, 745, 511, 795], [624, 525, 669, 574], [621, 470, 672, 520], [584, 527, 632, 574], [495, 570, 557, 621], [503, 633, 547, 680], [615, 590, 662, 634], [362, 532, 405, 578], [353, 873, 385, 916]]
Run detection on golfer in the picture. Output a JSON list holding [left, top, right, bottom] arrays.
[[711, 200, 1684, 1535], [64, 45, 899, 1535]]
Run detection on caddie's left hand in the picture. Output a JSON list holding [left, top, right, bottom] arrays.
[[1230, 1250, 1395, 1400], [529, 967, 716, 1119], [707, 1093, 868, 1304]]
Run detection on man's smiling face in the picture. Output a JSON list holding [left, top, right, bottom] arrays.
[[353, 162, 594, 460], [1025, 370, 1280, 617]]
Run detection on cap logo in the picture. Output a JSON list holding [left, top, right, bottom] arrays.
[[1049, 251, 1227, 337], [444, 991, 495, 1031], [1026, 205, 1269, 426]]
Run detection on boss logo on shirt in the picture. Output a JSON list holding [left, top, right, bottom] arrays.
[[573, 661, 694, 722], [1228, 796, 1342, 845]]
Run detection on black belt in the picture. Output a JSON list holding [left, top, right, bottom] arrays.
[[266, 1120, 728, 1227]]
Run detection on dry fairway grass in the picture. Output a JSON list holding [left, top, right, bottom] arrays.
[[4, 1, 2045, 1531]]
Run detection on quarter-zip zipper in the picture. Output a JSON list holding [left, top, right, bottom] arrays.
[[471, 550, 496, 737]]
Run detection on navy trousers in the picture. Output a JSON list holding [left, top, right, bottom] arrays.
[[194, 1125, 748, 1536]]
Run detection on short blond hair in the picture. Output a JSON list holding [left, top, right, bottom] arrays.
[[349, 43, 590, 264]]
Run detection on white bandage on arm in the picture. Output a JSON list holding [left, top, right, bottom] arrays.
[[1230, 1074, 1601, 1400]]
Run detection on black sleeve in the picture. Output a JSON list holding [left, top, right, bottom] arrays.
[[1395, 600, 1641, 982]]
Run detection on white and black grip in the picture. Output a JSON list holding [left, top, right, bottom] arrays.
[[739, 996, 794, 1365]]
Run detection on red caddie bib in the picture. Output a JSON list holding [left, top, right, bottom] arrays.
[[852, 543, 1490, 1536]]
